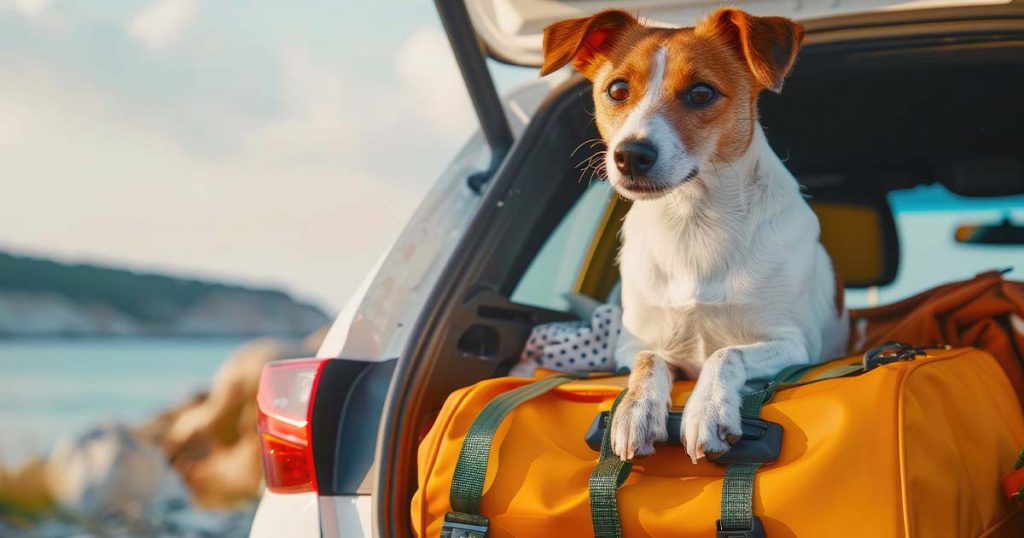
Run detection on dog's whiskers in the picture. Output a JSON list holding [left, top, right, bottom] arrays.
[[572, 138, 606, 158], [576, 150, 608, 184]]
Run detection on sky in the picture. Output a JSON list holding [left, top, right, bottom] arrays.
[[0, 0, 532, 313]]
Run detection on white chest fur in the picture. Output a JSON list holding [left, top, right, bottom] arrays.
[[613, 127, 848, 380]]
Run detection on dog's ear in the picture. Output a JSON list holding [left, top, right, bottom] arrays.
[[540, 10, 638, 78], [698, 8, 804, 93]]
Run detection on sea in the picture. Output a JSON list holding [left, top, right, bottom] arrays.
[[0, 338, 247, 466]]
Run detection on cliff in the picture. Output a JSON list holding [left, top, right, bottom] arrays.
[[0, 252, 329, 337]]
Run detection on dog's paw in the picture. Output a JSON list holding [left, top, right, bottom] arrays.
[[681, 381, 742, 463], [610, 390, 669, 460]]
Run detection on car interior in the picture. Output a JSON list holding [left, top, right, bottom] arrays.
[[356, 21, 1024, 536]]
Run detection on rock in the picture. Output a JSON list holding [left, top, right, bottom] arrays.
[[0, 456, 53, 518], [155, 333, 322, 508], [5, 327, 328, 535], [45, 422, 187, 519]]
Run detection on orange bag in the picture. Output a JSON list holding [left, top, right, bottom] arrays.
[[412, 275, 1024, 537], [412, 348, 1024, 537]]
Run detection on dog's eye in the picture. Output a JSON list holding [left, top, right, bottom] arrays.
[[685, 83, 718, 107], [606, 80, 630, 102]]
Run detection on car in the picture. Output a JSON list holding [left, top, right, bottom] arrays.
[[248, 0, 1024, 536]]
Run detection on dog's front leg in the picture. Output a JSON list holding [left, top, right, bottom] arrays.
[[682, 339, 807, 463], [610, 351, 673, 460]]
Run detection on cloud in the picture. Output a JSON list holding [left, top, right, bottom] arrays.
[[128, 0, 196, 50], [242, 27, 476, 180], [0, 0, 50, 19], [239, 45, 354, 166], [0, 7, 491, 309], [393, 27, 475, 139]]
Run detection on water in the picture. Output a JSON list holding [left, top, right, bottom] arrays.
[[0, 338, 246, 466]]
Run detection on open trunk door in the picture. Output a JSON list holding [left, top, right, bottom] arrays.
[[463, 0, 1012, 66]]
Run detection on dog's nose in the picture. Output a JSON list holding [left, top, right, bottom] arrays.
[[613, 139, 658, 177]]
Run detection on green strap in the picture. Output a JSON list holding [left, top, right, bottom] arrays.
[[806, 362, 864, 382], [589, 390, 632, 538], [719, 389, 773, 532], [718, 361, 866, 533], [720, 462, 761, 530], [445, 374, 578, 535]]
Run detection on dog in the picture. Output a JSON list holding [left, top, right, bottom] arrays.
[[540, 8, 849, 463]]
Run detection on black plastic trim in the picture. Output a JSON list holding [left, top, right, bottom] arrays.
[[311, 358, 396, 495]]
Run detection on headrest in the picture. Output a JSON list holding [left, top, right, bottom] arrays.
[[810, 192, 899, 288]]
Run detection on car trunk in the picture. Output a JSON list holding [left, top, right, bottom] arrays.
[[370, 6, 1024, 536]]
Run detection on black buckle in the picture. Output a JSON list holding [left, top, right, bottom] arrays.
[[711, 419, 783, 465], [716, 516, 766, 538], [441, 513, 489, 538], [863, 342, 926, 371], [584, 412, 782, 464]]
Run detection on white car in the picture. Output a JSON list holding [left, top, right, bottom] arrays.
[[249, 0, 1024, 536]]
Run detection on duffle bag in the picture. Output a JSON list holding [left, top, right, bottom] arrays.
[[411, 345, 1024, 537]]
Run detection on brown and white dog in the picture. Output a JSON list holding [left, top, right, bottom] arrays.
[[541, 9, 849, 462]]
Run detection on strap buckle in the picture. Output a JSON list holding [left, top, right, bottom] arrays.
[[716, 516, 766, 538], [863, 342, 926, 371], [441, 513, 489, 538]]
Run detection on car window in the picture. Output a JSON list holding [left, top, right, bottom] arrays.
[[511, 182, 613, 311], [845, 184, 1024, 308]]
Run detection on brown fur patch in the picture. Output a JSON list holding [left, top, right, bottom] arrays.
[[540, 8, 804, 164]]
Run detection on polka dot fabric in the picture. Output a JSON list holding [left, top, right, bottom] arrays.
[[513, 304, 622, 376]]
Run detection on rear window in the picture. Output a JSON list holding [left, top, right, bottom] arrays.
[[511, 182, 612, 311], [845, 184, 1024, 308]]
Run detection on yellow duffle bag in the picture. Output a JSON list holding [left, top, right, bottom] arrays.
[[411, 345, 1024, 537]]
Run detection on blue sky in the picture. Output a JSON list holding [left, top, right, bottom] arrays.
[[0, 0, 532, 311]]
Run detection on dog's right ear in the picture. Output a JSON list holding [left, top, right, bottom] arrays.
[[540, 10, 638, 78], [697, 8, 804, 93]]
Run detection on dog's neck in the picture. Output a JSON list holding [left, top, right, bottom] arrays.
[[623, 124, 803, 278]]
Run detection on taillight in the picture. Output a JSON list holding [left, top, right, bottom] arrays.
[[256, 357, 328, 493]]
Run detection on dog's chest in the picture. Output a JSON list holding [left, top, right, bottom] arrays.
[[618, 220, 773, 371]]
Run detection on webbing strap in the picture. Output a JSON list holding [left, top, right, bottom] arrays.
[[589, 390, 632, 538], [445, 374, 577, 534], [720, 463, 760, 530], [719, 389, 773, 533]]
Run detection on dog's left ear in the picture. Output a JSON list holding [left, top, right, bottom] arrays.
[[698, 8, 804, 93]]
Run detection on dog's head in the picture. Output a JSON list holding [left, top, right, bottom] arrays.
[[541, 9, 803, 200]]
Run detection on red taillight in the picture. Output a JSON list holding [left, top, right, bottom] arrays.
[[256, 358, 328, 493]]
